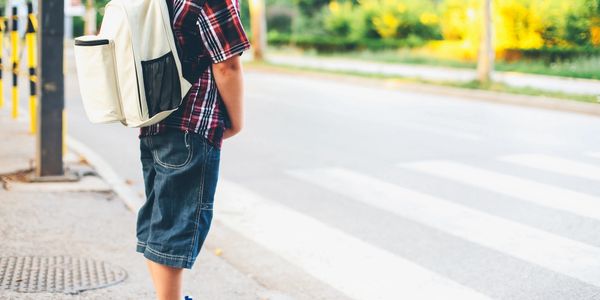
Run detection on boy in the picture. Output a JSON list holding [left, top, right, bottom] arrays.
[[135, 0, 251, 298]]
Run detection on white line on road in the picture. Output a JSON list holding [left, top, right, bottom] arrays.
[[215, 180, 490, 300], [586, 152, 600, 159], [401, 160, 600, 221], [398, 123, 482, 141], [288, 167, 600, 288], [501, 154, 600, 182]]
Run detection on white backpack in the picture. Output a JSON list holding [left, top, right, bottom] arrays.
[[73, 0, 192, 127]]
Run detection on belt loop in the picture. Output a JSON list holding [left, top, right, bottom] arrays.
[[184, 130, 190, 148]]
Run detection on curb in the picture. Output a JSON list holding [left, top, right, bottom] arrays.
[[67, 136, 144, 212], [246, 64, 600, 118]]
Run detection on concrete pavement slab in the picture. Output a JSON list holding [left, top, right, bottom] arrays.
[[0, 106, 274, 299], [0, 111, 34, 175]]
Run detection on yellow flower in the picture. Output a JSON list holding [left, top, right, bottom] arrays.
[[420, 12, 438, 25], [329, 1, 340, 13], [396, 3, 406, 13], [373, 12, 400, 38]]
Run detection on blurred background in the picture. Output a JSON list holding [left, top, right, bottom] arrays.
[[87, 0, 600, 81], [1, 0, 600, 299]]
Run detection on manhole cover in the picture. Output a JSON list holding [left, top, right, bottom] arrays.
[[0, 256, 127, 294]]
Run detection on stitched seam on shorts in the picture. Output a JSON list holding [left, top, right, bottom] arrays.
[[188, 139, 208, 262], [145, 245, 189, 260], [200, 145, 213, 210], [150, 133, 194, 169]]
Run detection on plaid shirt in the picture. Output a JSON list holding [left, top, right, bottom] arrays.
[[140, 0, 251, 149]]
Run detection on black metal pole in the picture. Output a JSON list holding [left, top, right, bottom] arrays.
[[36, 0, 64, 177]]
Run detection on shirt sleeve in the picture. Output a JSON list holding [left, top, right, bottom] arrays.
[[197, 0, 251, 64]]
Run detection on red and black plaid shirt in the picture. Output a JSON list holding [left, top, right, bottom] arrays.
[[140, 0, 251, 149]]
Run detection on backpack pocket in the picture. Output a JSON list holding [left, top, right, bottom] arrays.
[[74, 37, 124, 123], [141, 52, 182, 118]]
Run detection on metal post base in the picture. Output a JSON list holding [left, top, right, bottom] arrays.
[[27, 170, 80, 183]]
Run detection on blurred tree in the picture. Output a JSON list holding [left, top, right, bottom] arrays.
[[267, 4, 295, 34], [250, 0, 267, 60], [324, 1, 367, 39], [85, 0, 97, 35], [477, 0, 493, 83], [294, 0, 330, 16], [494, 0, 544, 50], [95, 0, 109, 9], [322, 0, 440, 41], [565, 13, 591, 46]]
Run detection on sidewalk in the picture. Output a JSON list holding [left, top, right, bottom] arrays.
[[267, 54, 600, 96], [0, 110, 269, 299]]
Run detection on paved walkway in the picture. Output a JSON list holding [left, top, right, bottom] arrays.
[[0, 109, 270, 299], [267, 54, 600, 96]]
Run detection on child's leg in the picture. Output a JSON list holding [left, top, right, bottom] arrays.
[[146, 259, 183, 300]]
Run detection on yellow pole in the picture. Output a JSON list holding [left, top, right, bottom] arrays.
[[63, 110, 67, 156], [0, 17, 5, 109], [10, 6, 18, 119], [26, 2, 36, 133]]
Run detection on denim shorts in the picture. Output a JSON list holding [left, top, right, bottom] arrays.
[[136, 129, 220, 269]]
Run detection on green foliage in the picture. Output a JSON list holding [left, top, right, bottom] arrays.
[[94, 0, 111, 27], [294, 0, 330, 15], [84, 0, 600, 61], [73, 16, 85, 38], [564, 13, 591, 46], [307, 0, 441, 52], [267, 4, 296, 34], [95, 0, 110, 10], [323, 1, 366, 39], [515, 46, 600, 62], [268, 32, 426, 51]]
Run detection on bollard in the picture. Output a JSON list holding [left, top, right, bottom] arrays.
[[26, 2, 37, 133], [0, 16, 5, 109], [10, 6, 18, 119]]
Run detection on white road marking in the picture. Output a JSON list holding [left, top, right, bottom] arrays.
[[501, 154, 600, 181], [288, 167, 600, 288], [399, 123, 482, 141], [215, 180, 490, 300], [586, 152, 600, 159], [401, 160, 600, 221]]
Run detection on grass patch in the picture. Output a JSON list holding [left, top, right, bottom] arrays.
[[448, 80, 600, 104], [246, 60, 600, 104]]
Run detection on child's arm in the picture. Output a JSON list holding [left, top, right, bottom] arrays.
[[213, 55, 245, 139]]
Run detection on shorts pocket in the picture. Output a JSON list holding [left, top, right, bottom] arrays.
[[141, 52, 182, 118], [149, 132, 193, 169], [74, 37, 124, 123]]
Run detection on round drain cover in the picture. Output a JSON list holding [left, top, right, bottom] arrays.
[[0, 256, 127, 294]]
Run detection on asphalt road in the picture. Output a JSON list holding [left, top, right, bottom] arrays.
[[65, 60, 600, 299]]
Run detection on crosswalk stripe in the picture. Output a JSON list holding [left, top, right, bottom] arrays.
[[288, 167, 600, 288], [586, 152, 600, 159], [501, 154, 600, 181], [401, 160, 600, 221], [215, 180, 490, 300], [398, 123, 482, 141]]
